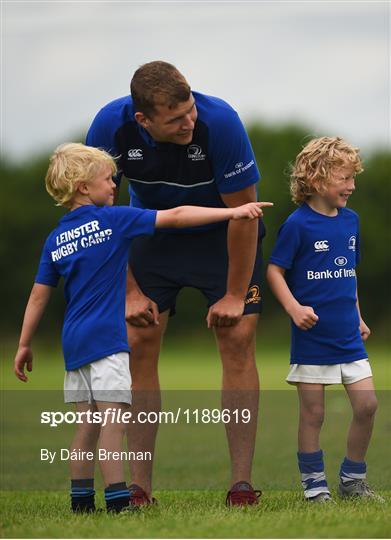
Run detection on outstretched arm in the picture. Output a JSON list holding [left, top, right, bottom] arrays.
[[266, 264, 318, 330], [155, 201, 273, 229], [14, 283, 53, 382]]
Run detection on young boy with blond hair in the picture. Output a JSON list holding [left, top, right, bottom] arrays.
[[267, 136, 382, 502], [14, 143, 271, 513]]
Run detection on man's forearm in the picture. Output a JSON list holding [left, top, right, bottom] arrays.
[[126, 266, 142, 295], [226, 219, 258, 298]]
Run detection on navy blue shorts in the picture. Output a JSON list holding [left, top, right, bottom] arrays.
[[129, 221, 265, 316]]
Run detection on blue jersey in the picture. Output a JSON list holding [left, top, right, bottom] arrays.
[[269, 203, 367, 365], [86, 91, 260, 222], [35, 205, 157, 370]]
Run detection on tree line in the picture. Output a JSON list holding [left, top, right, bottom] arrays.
[[1, 121, 389, 339]]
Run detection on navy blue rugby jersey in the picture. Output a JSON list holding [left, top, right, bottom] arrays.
[[35, 205, 157, 371], [269, 204, 367, 365], [86, 92, 260, 218]]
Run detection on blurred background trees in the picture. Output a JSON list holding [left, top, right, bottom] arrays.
[[1, 121, 390, 341]]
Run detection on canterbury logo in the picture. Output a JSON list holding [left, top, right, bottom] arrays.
[[245, 285, 261, 304], [127, 148, 143, 159], [314, 240, 329, 252]]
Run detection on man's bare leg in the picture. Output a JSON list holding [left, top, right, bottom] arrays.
[[214, 314, 259, 486], [126, 310, 169, 498]]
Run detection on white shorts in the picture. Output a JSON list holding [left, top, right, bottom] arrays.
[[286, 358, 372, 385], [64, 352, 131, 404]]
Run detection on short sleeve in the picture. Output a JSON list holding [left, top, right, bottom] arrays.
[[110, 207, 157, 240], [86, 107, 119, 155], [86, 107, 123, 187], [269, 219, 302, 270], [35, 240, 61, 287], [209, 109, 260, 194]]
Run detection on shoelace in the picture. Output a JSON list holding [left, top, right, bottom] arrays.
[[129, 485, 157, 506], [348, 479, 374, 494], [226, 488, 262, 506], [129, 487, 150, 505]]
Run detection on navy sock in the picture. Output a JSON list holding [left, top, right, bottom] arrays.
[[71, 478, 95, 513], [340, 456, 366, 484], [105, 482, 130, 513], [297, 449, 330, 499]]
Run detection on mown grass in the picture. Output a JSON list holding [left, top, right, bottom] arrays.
[[1, 490, 390, 538], [1, 337, 390, 390], [1, 340, 390, 537]]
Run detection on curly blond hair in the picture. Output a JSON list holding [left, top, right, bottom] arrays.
[[45, 143, 117, 209], [290, 137, 363, 205]]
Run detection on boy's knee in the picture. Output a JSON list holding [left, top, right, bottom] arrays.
[[77, 420, 101, 442], [301, 404, 325, 427], [353, 397, 378, 421]]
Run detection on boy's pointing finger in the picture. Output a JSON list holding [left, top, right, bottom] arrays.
[[256, 202, 274, 208]]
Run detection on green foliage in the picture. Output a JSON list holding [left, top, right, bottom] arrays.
[[1, 123, 390, 337], [1, 155, 66, 336]]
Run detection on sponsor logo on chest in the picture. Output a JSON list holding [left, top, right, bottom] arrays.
[[314, 240, 329, 252], [187, 145, 206, 161], [127, 148, 143, 160], [334, 256, 348, 266]]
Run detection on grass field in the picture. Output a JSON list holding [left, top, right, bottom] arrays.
[[2, 334, 390, 390], [1, 490, 390, 539], [1, 338, 390, 538]]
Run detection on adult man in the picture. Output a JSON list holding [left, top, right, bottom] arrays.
[[86, 61, 265, 506]]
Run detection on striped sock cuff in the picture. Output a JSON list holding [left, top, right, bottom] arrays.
[[70, 478, 95, 498], [340, 457, 366, 483], [297, 450, 324, 473], [105, 482, 130, 512], [71, 478, 95, 512], [298, 450, 329, 498], [105, 489, 130, 501]]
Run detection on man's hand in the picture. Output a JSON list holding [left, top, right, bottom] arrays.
[[359, 318, 371, 341], [287, 304, 319, 330], [206, 294, 245, 328], [14, 345, 33, 382], [126, 290, 159, 327]]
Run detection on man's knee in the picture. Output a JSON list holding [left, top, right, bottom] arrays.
[[216, 315, 258, 357], [216, 319, 258, 380], [127, 313, 168, 351]]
